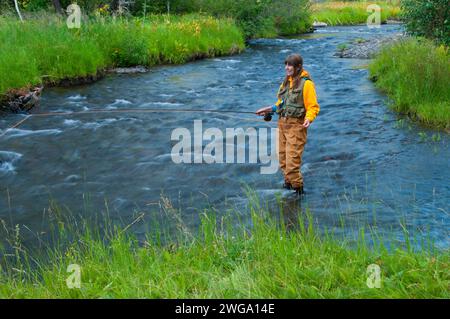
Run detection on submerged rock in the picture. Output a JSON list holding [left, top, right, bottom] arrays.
[[1, 72, 104, 113], [109, 66, 149, 74]]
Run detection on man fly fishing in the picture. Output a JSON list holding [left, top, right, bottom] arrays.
[[256, 54, 320, 195]]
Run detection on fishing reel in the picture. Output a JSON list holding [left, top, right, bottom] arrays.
[[264, 112, 273, 122]]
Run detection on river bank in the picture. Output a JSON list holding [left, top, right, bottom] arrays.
[[0, 14, 245, 113], [369, 38, 450, 130], [1, 206, 448, 298]]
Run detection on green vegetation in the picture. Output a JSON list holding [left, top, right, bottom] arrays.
[[0, 0, 314, 97], [0, 14, 244, 97], [311, 1, 401, 26], [369, 38, 450, 129], [401, 0, 449, 46], [0, 199, 448, 298], [337, 43, 349, 51], [185, 0, 312, 38], [3, 0, 313, 39], [353, 37, 368, 44]]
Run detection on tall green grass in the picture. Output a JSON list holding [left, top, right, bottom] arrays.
[[6, 0, 313, 39], [0, 197, 448, 298], [311, 1, 401, 26], [369, 38, 450, 129], [0, 14, 245, 97]]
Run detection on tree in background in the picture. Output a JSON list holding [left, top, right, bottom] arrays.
[[401, 0, 450, 45], [51, 0, 63, 14]]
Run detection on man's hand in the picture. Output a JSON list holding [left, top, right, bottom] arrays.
[[302, 118, 310, 128], [255, 106, 273, 116]]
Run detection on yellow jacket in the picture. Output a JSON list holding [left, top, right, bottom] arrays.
[[275, 69, 320, 123]]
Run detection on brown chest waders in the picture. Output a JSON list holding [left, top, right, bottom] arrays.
[[276, 77, 310, 189]]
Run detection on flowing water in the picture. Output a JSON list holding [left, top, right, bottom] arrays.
[[1, 25, 449, 248]]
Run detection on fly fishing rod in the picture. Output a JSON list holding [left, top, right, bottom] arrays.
[[30, 107, 259, 117], [0, 107, 274, 138], [30, 107, 276, 121]]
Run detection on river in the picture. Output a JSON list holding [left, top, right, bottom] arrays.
[[1, 24, 448, 248]]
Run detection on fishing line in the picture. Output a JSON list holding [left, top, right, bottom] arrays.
[[0, 114, 32, 137], [0, 107, 274, 137], [31, 107, 258, 116]]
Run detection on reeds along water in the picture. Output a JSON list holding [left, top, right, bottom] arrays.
[[0, 192, 448, 298]]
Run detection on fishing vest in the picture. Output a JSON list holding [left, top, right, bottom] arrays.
[[276, 76, 311, 118]]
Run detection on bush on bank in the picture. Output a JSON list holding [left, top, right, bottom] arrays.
[[401, 0, 450, 46], [182, 0, 312, 38]]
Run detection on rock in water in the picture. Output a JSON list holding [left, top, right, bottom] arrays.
[[1, 86, 43, 113], [313, 21, 328, 28], [109, 66, 149, 74]]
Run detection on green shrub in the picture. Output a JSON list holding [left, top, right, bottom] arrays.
[[18, 0, 50, 11], [59, 0, 109, 12], [173, 0, 312, 38], [369, 38, 450, 129], [401, 0, 450, 45]]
